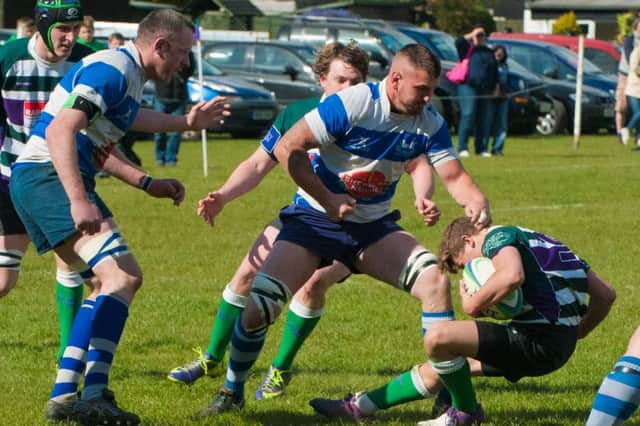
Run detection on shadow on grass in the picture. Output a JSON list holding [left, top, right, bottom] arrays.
[[476, 379, 598, 394]]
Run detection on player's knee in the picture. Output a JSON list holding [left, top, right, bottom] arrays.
[[300, 274, 332, 303], [250, 272, 292, 328], [423, 321, 451, 358], [0, 276, 17, 297], [231, 264, 258, 295], [0, 249, 23, 297]]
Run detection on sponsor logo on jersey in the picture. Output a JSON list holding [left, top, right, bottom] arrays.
[[341, 170, 390, 199]]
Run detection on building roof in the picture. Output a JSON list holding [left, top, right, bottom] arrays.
[[526, 0, 637, 21]]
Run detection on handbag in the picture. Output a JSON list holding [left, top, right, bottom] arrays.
[[446, 45, 474, 84]]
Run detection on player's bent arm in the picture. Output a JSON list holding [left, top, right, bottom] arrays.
[[274, 119, 331, 205], [461, 246, 524, 316], [216, 148, 278, 205], [407, 156, 440, 225], [435, 159, 489, 225], [102, 147, 148, 187], [47, 108, 103, 234], [102, 149, 185, 205], [577, 270, 616, 339], [407, 155, 435, 201], [46, 108, 90, 204]]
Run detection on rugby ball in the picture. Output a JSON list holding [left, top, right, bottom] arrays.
[[462, 257, 523, 320]]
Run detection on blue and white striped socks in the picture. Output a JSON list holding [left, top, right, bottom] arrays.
[[50, 299, 95, 401], [587, 356, 640, 425], [225, 320, 267, 400], [82, 294, 129, 401]]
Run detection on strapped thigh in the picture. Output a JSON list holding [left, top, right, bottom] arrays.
[[398, 249, 438, 292], [0, 249, 24, 271], [77, 229, 129, 269]]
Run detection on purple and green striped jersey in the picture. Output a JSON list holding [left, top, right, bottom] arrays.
[[0, 36, 92, 189], [14, 41, 145, 177], [482, 225, 589, 326], [302, 78, 456, 223]]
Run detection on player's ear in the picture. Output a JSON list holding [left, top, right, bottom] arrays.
[[154, 37, 170, 59]]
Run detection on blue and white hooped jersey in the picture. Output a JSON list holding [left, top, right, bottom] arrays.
[[300, 78, 456, 223], [14, 41, 144, 177]]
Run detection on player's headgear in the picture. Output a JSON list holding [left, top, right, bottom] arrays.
[[34, 0, 83, 53]]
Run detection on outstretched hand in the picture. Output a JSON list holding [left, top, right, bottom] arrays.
[[146, 178, 185, 206], [187, 97, 231, 131], [197, 192, 225, 226]]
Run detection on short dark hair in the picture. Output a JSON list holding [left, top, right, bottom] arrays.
[[396, 43, 441, 78], [438, 216, 477, 274], [137, 9, 194, 44], [313, 42, 369, 79]]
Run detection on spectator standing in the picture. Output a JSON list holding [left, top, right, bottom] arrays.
[[624, 45, 640, 150], [7, 17, 35, 43], [454, 25, 498, 158], [76, 15, 106, 51], [490, 45, 509, 156], [619, 17, 640, 148], [153, 52, 195, 166]]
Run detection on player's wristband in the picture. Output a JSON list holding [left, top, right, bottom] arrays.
[[140, 175, 153, 191]]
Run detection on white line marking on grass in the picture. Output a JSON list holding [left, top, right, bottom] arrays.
[[493, 203, 585, 212]]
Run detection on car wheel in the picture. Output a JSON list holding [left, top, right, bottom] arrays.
[[536, 99, 567, 135]]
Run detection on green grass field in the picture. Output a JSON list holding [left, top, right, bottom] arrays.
[[2, 133, 639, 425]]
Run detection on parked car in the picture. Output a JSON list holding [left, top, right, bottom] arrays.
[[487, 38, 617, 96], [144, 59, 278, 138], [275, 16, 417, 79], [505, 58, 615, 135], [202, 40, 322, 109], [490, 32, 620, 75], [187, 59, 279, 137], [394, 25, 460, 62]]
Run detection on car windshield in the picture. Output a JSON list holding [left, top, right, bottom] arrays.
[[422, 32, 459, 61], [192, 54, 225, 76], [288, 45, 317, 64], [373, 28, 416, 53], [546, 43, 602, 74], [506, 58, 543, 84]]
